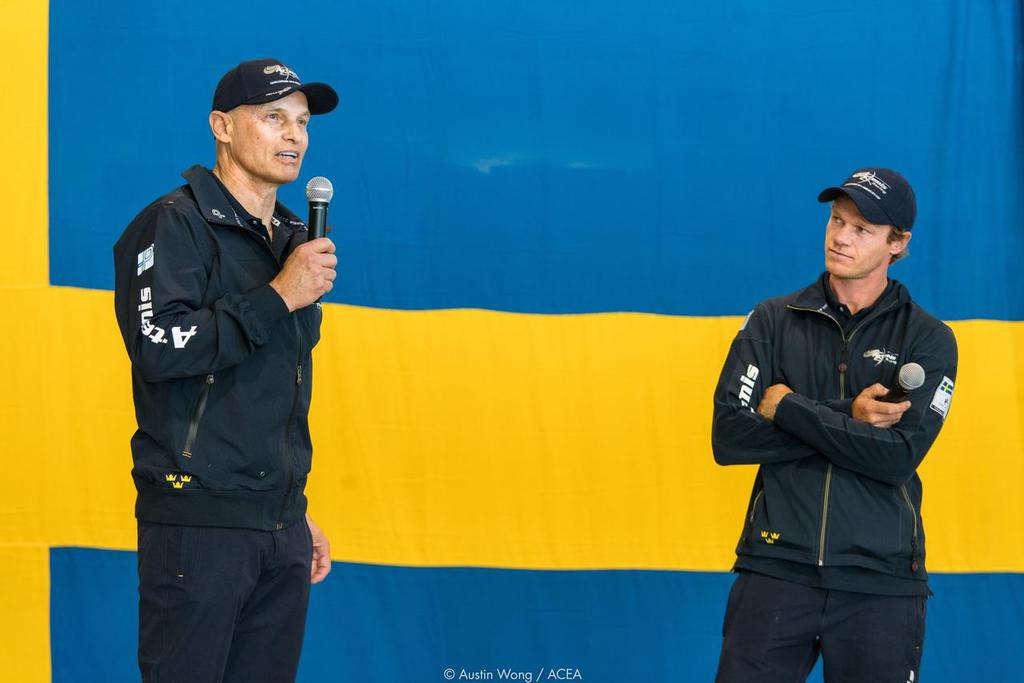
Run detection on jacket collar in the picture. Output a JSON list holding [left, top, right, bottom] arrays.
[[181, 165, 307, 234], [790, 271, 909, 316]]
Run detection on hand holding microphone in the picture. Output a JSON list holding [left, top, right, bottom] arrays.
[[852, 362, 924, 428], [269, 176, 336, 311], [879, 362, 926, 403]]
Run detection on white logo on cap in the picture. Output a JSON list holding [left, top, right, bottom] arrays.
[[263, 64, 300, 82], [846, 171, 890, 200]]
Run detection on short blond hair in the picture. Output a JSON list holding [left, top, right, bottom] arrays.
[[888, 226, 910, 263]]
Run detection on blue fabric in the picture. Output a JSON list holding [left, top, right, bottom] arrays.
[[49, 548, 1024, 682], [50, 1, 1023, 319]]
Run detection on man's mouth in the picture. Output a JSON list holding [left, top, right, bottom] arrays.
[[828, 249, 852, 260], [276, 151, 300, 161]]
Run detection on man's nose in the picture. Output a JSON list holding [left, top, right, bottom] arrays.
[[833, 226, 853, 246], [282, 120, 302, 142]]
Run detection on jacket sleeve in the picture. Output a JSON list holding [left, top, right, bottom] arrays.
[[113, 203, 290, 382], [711, 304, 819, 465], [772, 323, 958, 485]]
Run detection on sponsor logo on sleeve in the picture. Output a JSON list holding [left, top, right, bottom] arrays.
[[138, 288, 198, 349], [738, 364, 760, 408], [172, 326, 198, 349], [929, 376, 954, 420], [136, 244, 155, 275], [138, 287, 168, 345]]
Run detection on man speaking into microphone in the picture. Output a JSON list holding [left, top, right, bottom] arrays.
[[113, 58, 337, 682], [710, 168, 958, 682]]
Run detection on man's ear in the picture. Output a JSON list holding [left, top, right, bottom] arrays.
[[891, 231, 912, 257], [209, 111, 233, 143]]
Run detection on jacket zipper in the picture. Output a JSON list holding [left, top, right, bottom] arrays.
[[181, 374, 215, 459], [786, 299, 899, 566], [232, 214, 304, 526], [900, 484, 919, 569], [275, 317, 305, 529], [749, 489, 764, 523]]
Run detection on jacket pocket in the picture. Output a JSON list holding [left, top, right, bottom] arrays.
[[180, 373, 215, 463], [743, 464, 821, 556]]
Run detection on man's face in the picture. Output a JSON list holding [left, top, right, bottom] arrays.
[[824, 195, 907, 280], [220, 91, 310, 185]]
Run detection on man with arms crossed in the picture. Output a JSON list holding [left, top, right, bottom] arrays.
[[114, 58, 338, 681], [712, 168, 957, 682]]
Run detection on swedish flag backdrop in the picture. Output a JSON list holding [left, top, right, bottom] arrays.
[[1, 1, 1022, 681]]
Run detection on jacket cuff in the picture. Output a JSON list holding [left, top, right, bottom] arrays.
[[773, 391, 813, 434], [818, 398, 854, 416], [241, 284, 291, 343]]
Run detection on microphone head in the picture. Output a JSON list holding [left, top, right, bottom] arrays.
[[898, 362, 926, 392], [305, 176, 334, 203]]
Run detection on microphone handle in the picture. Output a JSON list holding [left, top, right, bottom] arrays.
[[308, 202, 328, 241], [879, 385, 908, 403]]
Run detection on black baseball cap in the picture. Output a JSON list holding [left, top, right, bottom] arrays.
[[212, 58, 338, 115], [818, 168, 916, 230]]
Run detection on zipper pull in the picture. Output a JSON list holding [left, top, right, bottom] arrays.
[[296, 365, 303, 385], [206, 374, 215, 385]]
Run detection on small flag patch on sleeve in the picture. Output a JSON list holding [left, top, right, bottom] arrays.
[[929, 376, 954, 420]]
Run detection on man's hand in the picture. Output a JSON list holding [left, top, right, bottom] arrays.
[[270, 238, 337, 312], [306, 513, 332, 584], [757, 384, 793, 421], [852, 384, 911, 428]]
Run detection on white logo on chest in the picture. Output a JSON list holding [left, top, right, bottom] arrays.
[[863, 348, 898, 366]]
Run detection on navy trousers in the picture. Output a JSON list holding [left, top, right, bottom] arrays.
[[137, 521, 313, 682], [716, 571, 926, 683]]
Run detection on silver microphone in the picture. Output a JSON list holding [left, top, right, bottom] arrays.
[[305, 176, 334, 241]]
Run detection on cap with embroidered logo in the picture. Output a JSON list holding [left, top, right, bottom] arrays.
[[211, 58, 338, 115], [817, 167, 916, 230]]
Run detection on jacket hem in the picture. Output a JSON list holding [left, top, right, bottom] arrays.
[[136, 486, 307, 531]]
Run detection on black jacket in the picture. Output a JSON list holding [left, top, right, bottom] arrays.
[[711, 275, 957, 582], [114, 166, 321, 530]]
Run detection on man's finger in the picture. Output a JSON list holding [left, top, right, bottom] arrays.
[[873, 399, 911, 415], [865, 383, 889, 398], [310, 547, 332, 584], [303, 237, 335, 253]]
